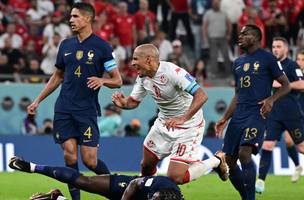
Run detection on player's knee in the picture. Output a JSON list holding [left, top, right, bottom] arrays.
[[167, 172, 184, 184], [262, 141, 275, 151], [238, 147, 252, 164], [63, 152, 78, 165], [141, 161, 156, 176]]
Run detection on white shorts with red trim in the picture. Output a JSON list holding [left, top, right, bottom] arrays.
[[143, 118, 205, 163]]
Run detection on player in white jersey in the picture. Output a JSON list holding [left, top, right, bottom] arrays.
[[112, 44, 229, 184]]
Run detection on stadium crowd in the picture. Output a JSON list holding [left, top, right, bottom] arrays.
[[0, 0, 303, 85]]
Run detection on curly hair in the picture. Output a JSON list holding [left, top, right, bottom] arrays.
[[158, 188, 184, 200]]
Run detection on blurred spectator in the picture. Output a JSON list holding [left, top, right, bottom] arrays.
[[93, 12, 113, 42], [189, 0, 211, 59], [37, 0, 55, 17], [8, 0, 30, 13], [168, 39, 192, 71], [40, 33, 61, 75], [26, 0, 44, 25], [23, 39, 40, 63], [260, 0, 287, 49], [159, 0, 170, 32], [134, 0, 156, 42], [22, 58, 45, 83], [220, 0, 245, 54], [113, 1, 136, 58], [21, 114, 38, 135], [192, 59, 207, 85], [109, 36, 126, 69], [98, 103, 122, 137], [39, 118, 53, 134], [153, 30, 172, 61], [42, 10, 71, 43], [168, 0, 194, 48], [121, 58, 138, 84], [0, 23, 23, 49], [297, 22, 304, 50], [203, 0, 231, 78], [124, 118, 142, 137]]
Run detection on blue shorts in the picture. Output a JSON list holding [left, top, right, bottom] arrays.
[[266, 117, 304, 144], [108, 174, 139, 200], [53, 112, 99, 147], [223, 114, 266, 156]]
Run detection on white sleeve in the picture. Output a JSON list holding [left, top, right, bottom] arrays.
[[130, 76, 147, 102], [172, 67, 200, 95]]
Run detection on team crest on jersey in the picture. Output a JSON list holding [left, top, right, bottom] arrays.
[[86, 50, 94, 64], [243, 63, 250, 72], [76, 50, 83, 60], [160, 74, 168, 84], [253, 61, 260, 74], [118, 182, 127, 188], [147, 140, 155, 148]]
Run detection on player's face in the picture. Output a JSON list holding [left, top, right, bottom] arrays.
[[131, 50, 150, 77], [296, 53, 304, 70], [69, 8, 90, 32], [272, 40, 287, 60], [238, 27, 255, 50]]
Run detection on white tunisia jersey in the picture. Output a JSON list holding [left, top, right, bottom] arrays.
[[130, 61, 204, 128]]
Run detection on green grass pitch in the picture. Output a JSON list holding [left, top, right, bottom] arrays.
[[0, 172, 303, 200]]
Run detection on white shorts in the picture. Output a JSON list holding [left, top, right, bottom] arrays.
[[143, 118, 205, 163]]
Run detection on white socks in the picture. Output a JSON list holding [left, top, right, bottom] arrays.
[[187, 156, 220, 181]]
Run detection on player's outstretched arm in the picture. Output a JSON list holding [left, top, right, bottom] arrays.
[[121, 178, 143, 200], [27, 69, 64, 115], [112, 92, 140, 109], [87, 68, 122, 90], [215, 94, 237, 137], [259, 74, 290, 118]]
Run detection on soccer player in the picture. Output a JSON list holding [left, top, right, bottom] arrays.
[[256, 39, 304, 193], [9, 156, 183, 200], [215, 25, 291, 200], [26, 3, 122, 200], [112, 44, 229, 185]]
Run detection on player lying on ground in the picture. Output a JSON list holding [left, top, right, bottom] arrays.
[[9, 156, 183, 200]]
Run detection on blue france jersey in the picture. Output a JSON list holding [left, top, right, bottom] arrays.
[[270, 58, 304, 120], [232, 49, 284, 118], [54, 34, 117, 116]]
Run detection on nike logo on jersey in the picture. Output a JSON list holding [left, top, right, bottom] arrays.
[[83, 139, 92, 143], [64, 52, 72, 56], [235, 66, 242, 70]]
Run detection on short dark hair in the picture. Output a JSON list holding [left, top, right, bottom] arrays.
[[297, 49, 304, 56], [158, 188, 184, 200], [71, 2, 95, 22], [245, 24, 262, 41], [273, 36, 289, 46]]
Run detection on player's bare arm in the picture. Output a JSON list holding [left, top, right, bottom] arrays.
[[121, 177, 143, 200], [259, 74, 290, 118], [272, 80, 304, 90], [112, 92, 140, 109], [87, 68, 122, 90], [27, 69, 64, 115], [164, 87, 208, 130], [215, 94, 237, 137]]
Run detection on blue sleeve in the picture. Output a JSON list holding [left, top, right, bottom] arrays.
[[55, 40, 65, 70], [102, 42, 117, 72], [288, 61, 303, 82], [268, 54, 284, 79]]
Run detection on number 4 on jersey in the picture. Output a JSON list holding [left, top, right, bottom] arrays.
[[74, 66, 81, 78]]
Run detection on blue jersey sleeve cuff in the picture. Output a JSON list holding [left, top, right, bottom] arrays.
[[104, 59, 117, 72]]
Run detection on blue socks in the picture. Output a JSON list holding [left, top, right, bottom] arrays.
[[287, 145, 299, 166], [88, 159, 110, 175], [258, 149, 272, 180], [229, 166, 247, 200], [241, 160, 256, 200], [34, 165, 80, 184], [66, 163, 81, 200]]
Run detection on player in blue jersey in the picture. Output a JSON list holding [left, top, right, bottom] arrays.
[[9, 156, 183, 200], [255, 37, 304, 194], [26, 3, 122, 200], [215, 25, 291, 200]]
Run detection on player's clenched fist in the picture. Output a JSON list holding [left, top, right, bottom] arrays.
[[27, 101, 39, 115]]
